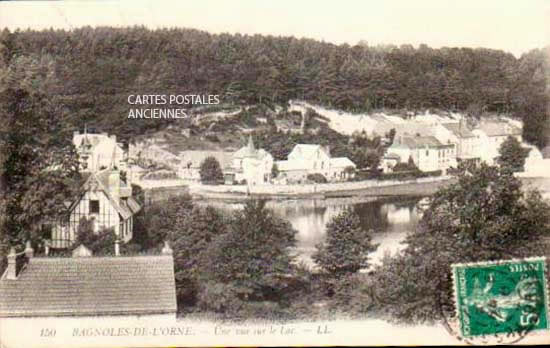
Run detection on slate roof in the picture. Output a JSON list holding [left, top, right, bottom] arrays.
[[392, 135, 450, 149], [0, 255, 176, 317], [477, 121, 521, 137], [289, 144, 329, 160], [442, 122, 475, 138]]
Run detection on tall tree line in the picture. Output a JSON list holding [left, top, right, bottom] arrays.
[[0, 27, 548, 147]]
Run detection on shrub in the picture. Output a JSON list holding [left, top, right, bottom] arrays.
[[307, 173, 327, 183], [72, 218, 117, 256]]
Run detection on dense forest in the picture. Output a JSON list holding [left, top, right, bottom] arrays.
[[0, 27, 548, 147]]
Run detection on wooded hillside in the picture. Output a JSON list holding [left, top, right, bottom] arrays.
[[0, 27, 548, 147]]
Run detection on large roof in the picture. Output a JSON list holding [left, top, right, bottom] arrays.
[[392, 135, 449, 149], [0, 255, 176, 317], [289, 144, 329, 160], [442, 122, 475, 138], [477, 120, 522, 137]]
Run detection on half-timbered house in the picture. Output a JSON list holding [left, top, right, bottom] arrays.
[[46, 169, 141, 249]]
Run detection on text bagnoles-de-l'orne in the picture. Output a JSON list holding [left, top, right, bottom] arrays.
[[127, 94, 220, 119]]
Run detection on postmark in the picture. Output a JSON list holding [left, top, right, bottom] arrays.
[[451, 257, 550, 339]]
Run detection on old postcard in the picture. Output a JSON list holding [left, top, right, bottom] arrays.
[[0, 0, 549, 346]]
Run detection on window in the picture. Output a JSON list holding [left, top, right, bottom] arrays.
[[89, 200, 100, 214], [42, 224, 52, 240]]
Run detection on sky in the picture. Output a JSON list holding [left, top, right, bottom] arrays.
[[0, 0, 548, 57]]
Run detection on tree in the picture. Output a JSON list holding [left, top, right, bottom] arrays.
[[168, 205, 229, 307], [199, 156, 224, 184], [132, 194, 193, 251], [73, 218, 117, 256], [313, 208, 377, 276], [497, 135, 531, 172], [370, 163, 550, 322], [0, 88, 80, 250], [199, 200, 297, 313]]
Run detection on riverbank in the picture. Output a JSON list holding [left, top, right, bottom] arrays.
[[188, 176, 455, 201]]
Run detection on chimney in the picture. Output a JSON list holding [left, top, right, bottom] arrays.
[[24, 240, 34, 258], [162, 241, 173, 255], [108, 170, 121, 200], [5, 247, 16, 280], [323, 145, 331, 156], [114, 239, 120, 256]]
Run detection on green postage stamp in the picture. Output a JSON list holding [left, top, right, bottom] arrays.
[[452, 257, 550, 338]]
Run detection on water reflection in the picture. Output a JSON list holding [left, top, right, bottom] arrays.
[[198, 196, 424, 270]]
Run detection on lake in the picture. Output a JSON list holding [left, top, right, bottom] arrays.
[[199, 195, 425, 269]]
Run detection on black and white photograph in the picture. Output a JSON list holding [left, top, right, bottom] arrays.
[[0, 0, 549, 346]]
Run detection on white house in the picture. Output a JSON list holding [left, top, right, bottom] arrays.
[[74, 130, 126, 172], [228, 136, 274, 185], [46, 169, 141, 249], [473, 120, 522, 165], [438, 120, 479, 161], [384, 135, 455, 173], [276, 144, 356, 183]]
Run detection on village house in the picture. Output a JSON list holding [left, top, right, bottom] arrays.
[[226, 136, 274, 185], [74, 129, 126, 172], [383, 134, 456, 173], [276, 144, 356, 183], [472, 119, 522, 165], [435, 119, 479, 161], [178, 150, 233, 182], [0, 242, 176, 326], [46, 169, 141, 249]]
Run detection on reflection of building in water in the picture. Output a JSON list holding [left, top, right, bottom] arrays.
[[280, 203, 346, 248], [383, 204, 412, 225]]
